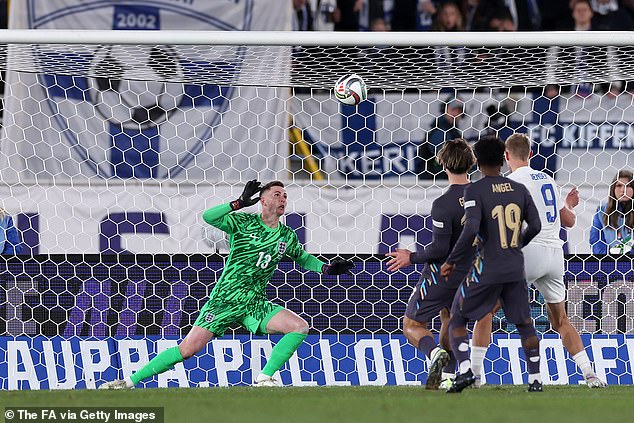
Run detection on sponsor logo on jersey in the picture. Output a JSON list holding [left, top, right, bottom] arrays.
[[278, 242, 287, 255]]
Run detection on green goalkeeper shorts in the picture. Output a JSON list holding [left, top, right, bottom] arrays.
[[193, 297, 284, 337]]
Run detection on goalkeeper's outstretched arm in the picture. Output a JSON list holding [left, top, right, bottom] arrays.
[[202, 179, 262, 233], [285, 232, 354, 276]]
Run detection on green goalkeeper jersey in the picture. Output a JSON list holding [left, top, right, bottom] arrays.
[[203, 203, 325, 304]]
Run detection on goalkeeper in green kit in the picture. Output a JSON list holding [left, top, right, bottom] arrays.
[[100, 180, 354, 389]]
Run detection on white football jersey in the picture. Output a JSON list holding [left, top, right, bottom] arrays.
[[508, 166, 564, 248]]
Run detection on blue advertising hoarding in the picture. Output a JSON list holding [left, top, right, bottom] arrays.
[[1, 255, 633, 389]]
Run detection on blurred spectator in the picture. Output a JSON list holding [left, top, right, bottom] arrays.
[[571, 0, 595, 96], [591, 0, 617, 13], [571, 0, 594, 30], [391, 0, 418, 31], [488, 8, 516, 31], [334, 0, 363, 30], [538, 0, 574, 30], [293, 0, 314, 31], [464, 0, 539, 30], [622, 0, 634, 24], [419, 0, 437, 30], [316, 0, 337, 30], [334, 0, 383, 31], [464, 0, 508, 30], [369, 17, 390, 30], [590, 170, 634, 254], [417, 97, 464, 180], [0, 210, 23, 254], [431, 1, 465, 31], [588, 0, 634, 30], [514, 0, 542, 30]]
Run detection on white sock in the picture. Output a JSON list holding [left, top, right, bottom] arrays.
[[124, 377, 135, 388], [470, 346, 487, 378], [441, 371, 455, 380], [529, 373, 542, 384], [430, 346, 441, 359], [459, 360, 471, 374], [572, 351, 593, 377]]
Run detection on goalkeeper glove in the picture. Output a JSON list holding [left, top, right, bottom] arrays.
[[230, 179, 262, 211], [322, 259, 354, 276]]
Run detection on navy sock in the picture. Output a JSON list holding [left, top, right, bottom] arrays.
[[417, 335, 437, 358], [525, 347, 541, 376], [449, 315, 470, 371], [443, 350, 457, 373]]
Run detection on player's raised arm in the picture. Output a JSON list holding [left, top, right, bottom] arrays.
[[560, 186, 578, 228], [290, 245, 354, 276], [202, 179, 261, 233], [285, 230, 354, 276]]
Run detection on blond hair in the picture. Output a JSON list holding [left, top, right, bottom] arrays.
[[505, 133, 531, 161]]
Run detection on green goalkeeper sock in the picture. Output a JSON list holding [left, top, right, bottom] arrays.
[[130, 346, 184, 385], [261, 332, 307, 377]]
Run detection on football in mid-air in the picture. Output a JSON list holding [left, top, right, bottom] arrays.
[[334, 74, 367, 106]]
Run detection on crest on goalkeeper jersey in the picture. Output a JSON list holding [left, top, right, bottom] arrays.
[[4, 0, 289, 181], [278, 242, 288, 255]]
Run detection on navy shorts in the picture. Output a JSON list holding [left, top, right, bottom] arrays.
[[405, 275, 458, 323], [451, 279, 531, 324]]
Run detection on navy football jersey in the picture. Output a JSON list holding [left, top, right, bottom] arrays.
[[446, 175, 541, 284], [411, 184, 476, 288]]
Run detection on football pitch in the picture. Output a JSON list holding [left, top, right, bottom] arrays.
[[2, 385, 633, 423]]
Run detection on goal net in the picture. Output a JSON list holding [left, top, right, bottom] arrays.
[[1, 27, 633, 389]]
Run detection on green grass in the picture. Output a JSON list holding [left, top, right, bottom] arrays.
[[2, 385, 633, 423]]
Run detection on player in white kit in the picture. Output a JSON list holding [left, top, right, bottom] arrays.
[[469, 133, 606, 388]]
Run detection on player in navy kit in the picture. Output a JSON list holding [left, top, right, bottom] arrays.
[[386, 138, 476, 389], [441, 136, 543, 393], [469, 133, 606, 388]]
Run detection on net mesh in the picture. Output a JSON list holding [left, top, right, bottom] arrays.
[[1, 44, 633, 88], [0, 36, 633, 388]]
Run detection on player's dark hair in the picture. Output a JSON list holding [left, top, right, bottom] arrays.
[[261, 180, 285, 194], [436, 138, 475, 174], [473, 136, 505, 168], [604, 170, 634, 228], [505, 133, 531, 161]]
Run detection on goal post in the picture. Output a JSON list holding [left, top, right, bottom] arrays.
[[0, 29, 633, 389], [2, 30, 634, 90]]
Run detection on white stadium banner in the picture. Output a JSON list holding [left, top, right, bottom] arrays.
[[293, 91, 634, 185], [0, 0, 290, 182], [0, 184, 600, 254]]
